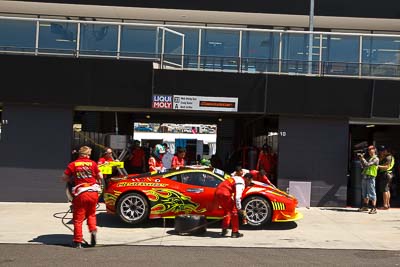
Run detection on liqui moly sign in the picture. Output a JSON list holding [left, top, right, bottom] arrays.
[[152, 95, 173, 109]]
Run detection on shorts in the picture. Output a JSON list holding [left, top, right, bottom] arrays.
[[361, 176, 376, 201], [379, 172, 393, 193]]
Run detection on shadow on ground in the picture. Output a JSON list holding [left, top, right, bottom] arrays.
[[320, 208, 359, 213], [166, 229, 222, 238], [29, 234, 72, 247], [96, 212, 297, 231]]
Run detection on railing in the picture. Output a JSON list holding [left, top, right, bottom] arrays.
[[1, 16, 400, 80]]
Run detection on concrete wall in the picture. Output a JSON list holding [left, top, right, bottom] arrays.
[[277, 116, 349, 207], [0, 104, 73, 202]]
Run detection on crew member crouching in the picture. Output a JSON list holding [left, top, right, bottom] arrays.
[[215, 173, 253, 238], [62, 146, 103, 248]]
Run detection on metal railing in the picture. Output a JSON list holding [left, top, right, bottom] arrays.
[[1, 15, 400, 80]]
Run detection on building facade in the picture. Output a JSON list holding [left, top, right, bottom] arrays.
[[0, 0, 400, 206]]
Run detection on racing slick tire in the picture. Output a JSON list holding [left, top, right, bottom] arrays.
[[242, 196, 272, 227], [174, 214, 207, 235], [116, 192, 150, 224]]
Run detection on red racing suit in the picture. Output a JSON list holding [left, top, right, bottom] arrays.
[[214, 176, 245, 233], [148, 156, 164, 172], [64, 157, 101, 243], [98, 156, 113, 165], [249, 170, 272, 185], [256, 152, 276, 176], [171, 156, 185, 168]]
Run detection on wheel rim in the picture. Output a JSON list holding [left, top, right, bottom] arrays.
[[245, 198, 269, 225], [120, 195, 146, 222]]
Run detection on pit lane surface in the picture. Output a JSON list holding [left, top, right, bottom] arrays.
[[1, 203, 400, 251], [0, 244, 399, 267]]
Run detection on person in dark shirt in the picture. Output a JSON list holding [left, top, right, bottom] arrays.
[[377, 145, 395, 210], [128, 140, 146, 174]]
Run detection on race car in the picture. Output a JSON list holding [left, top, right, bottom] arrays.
[[103, 166, 303, 226]]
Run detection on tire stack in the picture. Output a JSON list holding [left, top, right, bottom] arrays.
[[174, 214, 207, 235]]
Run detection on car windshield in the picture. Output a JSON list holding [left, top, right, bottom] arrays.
[[128, 171, 157, 178]]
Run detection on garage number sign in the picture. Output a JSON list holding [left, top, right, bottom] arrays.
[[152, 94, 238, 112]]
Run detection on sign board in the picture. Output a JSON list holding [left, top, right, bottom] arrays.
[[98, 161, 125, 174], [152, 94, 238, 112], [152, 95, 173, 109], [109, 135, 128, 150], [289, 181, 311, 208], [173, 95, 238, 112]]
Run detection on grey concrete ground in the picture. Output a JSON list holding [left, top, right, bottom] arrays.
[[0, 203, 399, 251], [1, 244, 400, 267]]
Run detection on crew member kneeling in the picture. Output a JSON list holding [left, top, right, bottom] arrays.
[[215, 173, 253, 238], [62, 146, 103, 248]]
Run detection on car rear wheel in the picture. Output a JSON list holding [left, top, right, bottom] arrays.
[[117, 192, 149, 224], [243, 196, 272, 226]]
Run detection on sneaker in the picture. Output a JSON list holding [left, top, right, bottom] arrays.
[[231, 232, 244, 238], [72, 242, 82, 249], [358, 207, 369, 212], [90, 231, 97, 247], [220, 229, 228, 237], [369, 208, 377, 214]]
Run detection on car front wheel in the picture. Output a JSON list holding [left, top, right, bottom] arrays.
[[242, 196, 272, 226], [117, 192, 149, 224]]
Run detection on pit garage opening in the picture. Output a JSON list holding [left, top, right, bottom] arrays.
[[349, 119, 400, 208], [71, 111, 280, 184], [133, 122, 217, 165]]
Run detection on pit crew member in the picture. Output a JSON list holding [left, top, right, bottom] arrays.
[[215, 173, 253, 238], [62, 146, 103, 248]]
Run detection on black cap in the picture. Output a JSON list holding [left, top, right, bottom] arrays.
[[377, 145, 388, 152], [243, 173, 253, 179]]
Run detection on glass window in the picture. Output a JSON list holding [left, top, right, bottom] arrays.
[[120, 25, 157, 58], [322, 35, 359, 76], [79, 23, 118, 56], [241, 31, 279, 73], [181, 172, 221, 188], [200, 29, 240, 71], [281, 32, 309, 74], [167, 175, 180, 182], [362, 36, 400, 77], [201, 173, 222, 188], [39, 22, 77, 54], [163, 30, 184, 67], [171, 28, 199, 69], [0, 20, 36, 52]]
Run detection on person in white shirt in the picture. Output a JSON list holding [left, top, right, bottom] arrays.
[[161, 143, 174, 169]]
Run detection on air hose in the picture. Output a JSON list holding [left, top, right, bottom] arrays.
[[53, 203, 101, 247]]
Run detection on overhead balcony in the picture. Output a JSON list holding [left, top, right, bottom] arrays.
[[1, 16, 400, 80]]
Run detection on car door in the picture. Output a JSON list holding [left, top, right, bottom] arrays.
[[177, 171, 225, 217]]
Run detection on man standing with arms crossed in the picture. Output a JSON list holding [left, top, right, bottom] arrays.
[[62, 146, 103, 248], [377, 145, 395, 209]]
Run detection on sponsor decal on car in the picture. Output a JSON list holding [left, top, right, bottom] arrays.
[[145, 188, 206, 214], [116, 182, 168, 187], [104, 190, 122, 206], [213, 169, 225, 176]]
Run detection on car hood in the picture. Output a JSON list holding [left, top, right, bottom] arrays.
[[248, 181, 296, 200]]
